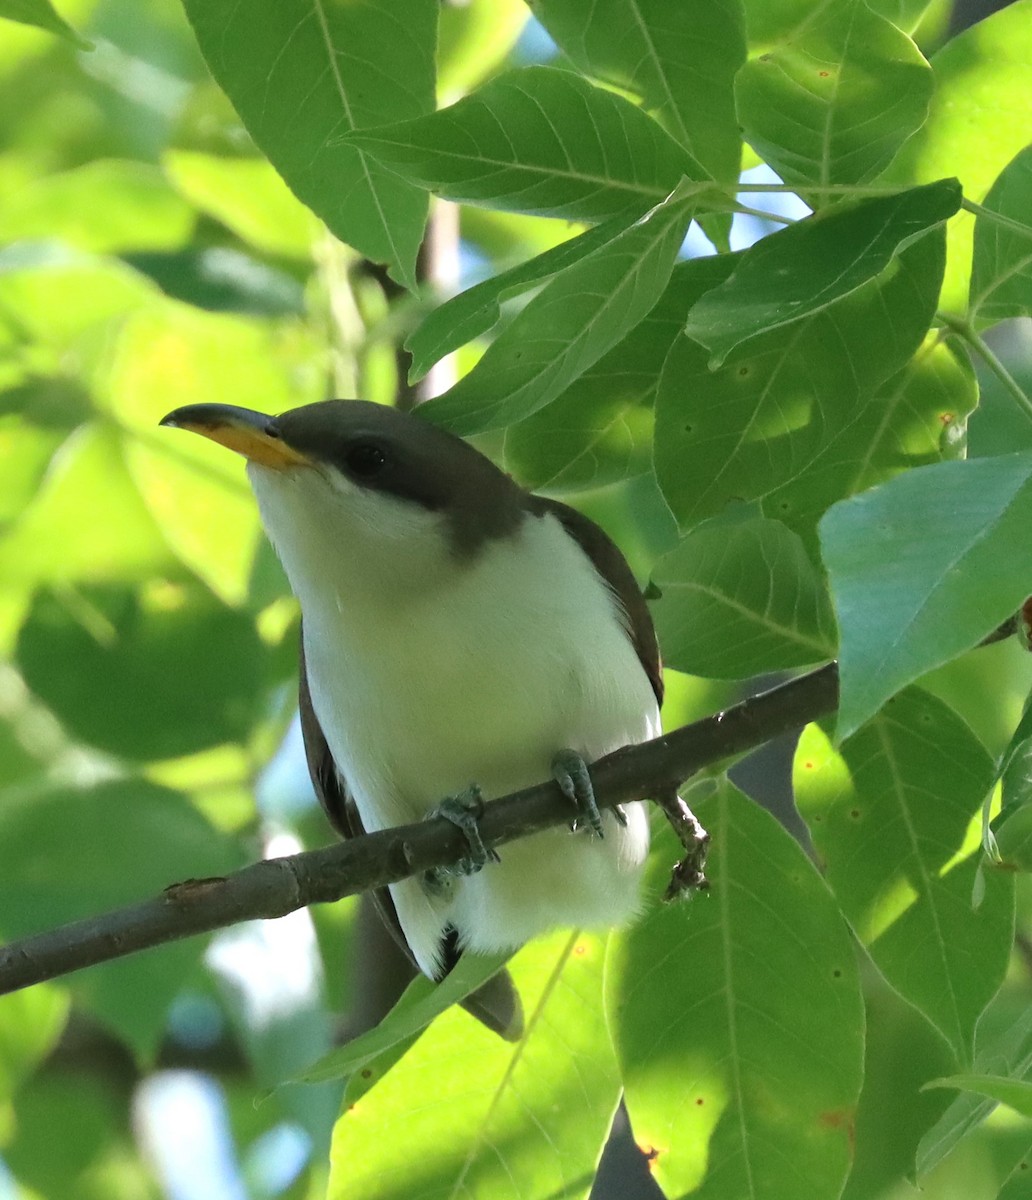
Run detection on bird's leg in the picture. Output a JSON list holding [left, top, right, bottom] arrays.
[[423, 784, 500, 894], [552, 749, 605, 838], [654, 785, 710, 900]]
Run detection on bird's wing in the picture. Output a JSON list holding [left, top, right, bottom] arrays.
[[298, 631, 524, 1041], [528, 497, 664, 707]]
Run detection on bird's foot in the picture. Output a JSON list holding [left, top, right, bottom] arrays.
[[423, 785, 500, 894], [552, 749, 605, 838]]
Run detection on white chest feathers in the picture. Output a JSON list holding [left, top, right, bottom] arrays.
[[248, 463, 659, 976]]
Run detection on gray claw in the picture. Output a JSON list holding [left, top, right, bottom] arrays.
[[426, 784, 499, 883], [552, 749, 604, 838]]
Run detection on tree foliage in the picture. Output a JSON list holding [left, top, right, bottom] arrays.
[[1, 0, 1032, 1197]]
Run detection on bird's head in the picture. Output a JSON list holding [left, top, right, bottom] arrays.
[[160, 399, 525, 603]]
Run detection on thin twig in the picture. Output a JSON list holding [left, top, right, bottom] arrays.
[[0, 663, 840, 995]]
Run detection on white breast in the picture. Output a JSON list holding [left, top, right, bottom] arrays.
[[249, 464, 659, 976]]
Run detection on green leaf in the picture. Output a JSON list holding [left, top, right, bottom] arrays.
[[297, 950, 511, 1083], [0, 0, 88, 46], [105, 301, 312, 604], [736, 0, 932, 188], [0, 424, 176, 587], [17, 583, 273, 760], [406, 213, 629, 381], [649, 516, 836, 678], [608, 783, 864, 1200], [999, 1141, 1032, 1200], [925, 1074, 1032, 1118], [969, 145, 1032, 325], [0, 780, 245, 1057], [421, 184, 694, 434], [883, 0, 1032, 311], [346, 65, 703, 224], [762, 334, 977, 539], [994, 804, 1032, 873], [0, 986, 69, 1102], [530, 0, 745, 183], [437, 0, 527, 103], [794, 688, 1013, 1059], [917, 1003, 1032, 1176], [656, 228, 946, 528], [181, 0, 436, 288], [0, 161, 193, 254], [683, 179, 960, 366], [327, 931, 621, 1200], [819, 451, 1032, 740], [163, 151, 315, 260], [501, 254, 736, 492]]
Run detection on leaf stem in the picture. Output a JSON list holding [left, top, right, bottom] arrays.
[[960, 198, 1032, 241], [938, 312, 1032, 425]]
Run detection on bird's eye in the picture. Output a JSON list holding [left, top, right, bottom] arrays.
[[345, 441, 387, 478]]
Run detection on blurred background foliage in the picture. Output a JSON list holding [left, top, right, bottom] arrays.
[[0, 0, 1030, 1198]]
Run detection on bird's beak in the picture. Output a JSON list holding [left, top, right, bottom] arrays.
[[159, 404, 312, 469]]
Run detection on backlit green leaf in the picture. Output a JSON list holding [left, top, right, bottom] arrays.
[[328, 931, 621, 1200], [407, 213, 629, 381], [925, 1074, 1032, 1118], [608, 786, 864, 1200], [0, 0, 87, 46], [736, 0, 932, 188], [969, 145, 1032, 326], [501, 253, 736, 492], [0, 161, 193, 254], [531, 0, 745, 183], [762, 335, 976, 538], [883, 0, 1032, 311], [795, 689, 1013, 1058], [421, 184, 694, 434], [657, 228, 945, 528], [682, 179, 960, 365], [650, 516, 836, 678], [163, 151, 315, 260], [819, 451, 1032, 739], [346, 65, 703, 224], [181, 0, 436, 288]]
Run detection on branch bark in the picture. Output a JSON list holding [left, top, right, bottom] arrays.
[[0, 663, 839, 995]]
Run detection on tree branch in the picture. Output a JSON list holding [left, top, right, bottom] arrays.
[[0, 663, 839, 995]]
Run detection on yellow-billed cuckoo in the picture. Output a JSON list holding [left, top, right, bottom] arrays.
[[161, 400, 662, 1040]]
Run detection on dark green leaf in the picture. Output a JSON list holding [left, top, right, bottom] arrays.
[[795, 688, 1013, 1059], [0, 780, 245, 1057], [181, 0, 436, 288], [0, 0, 88, 46], [650, 516, 836, 678], [819, 451, 1032, 739], [406, 214, 630, 381], [608, 785, 864, 1200], [346, 65, 703, 224], [530, 0, 745, 183], [17, 583, 272, 760], [683, 180, 960, 366], [736, 0, 932, 188], [656, 228, 945, 529], [970, 145, 1032, 325], [501, 254, 736, 492], [421, 184, 694, 434], [998, 1141, 1032, 1199]]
